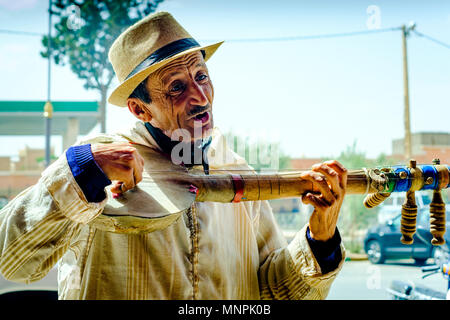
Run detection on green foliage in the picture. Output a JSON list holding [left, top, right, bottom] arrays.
[[41, 0, 164, 91], [224, 132, 291, 171], [330, 140, 397, 253], [36, 155, 58, 164], [333, 140, 368, 170], [41, 1, 164, 132], [324, 140, 396, 170]]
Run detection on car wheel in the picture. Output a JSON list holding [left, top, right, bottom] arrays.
[[367, 240, 385, 264], [432, 246, 450, 266], [414, 258, 428, 266]]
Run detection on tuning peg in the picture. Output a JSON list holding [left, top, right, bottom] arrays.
[[363, 192, 391, 208], [430, 159, 446, 246], [400, 160, 418, 245], [363, 168, 395, 209], [401, 190, 418, 244]]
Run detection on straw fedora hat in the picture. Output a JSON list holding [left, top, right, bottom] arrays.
[[108, 11, 223, 107]]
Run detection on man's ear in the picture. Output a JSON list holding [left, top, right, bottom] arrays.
[[127, 98, 152, 122]]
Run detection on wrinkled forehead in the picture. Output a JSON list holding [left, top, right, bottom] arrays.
[[150, 51, 207, 85]]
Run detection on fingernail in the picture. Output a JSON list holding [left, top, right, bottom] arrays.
[[189, 184, 199, 195]]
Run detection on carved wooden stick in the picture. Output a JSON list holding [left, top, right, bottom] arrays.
[[430, 189, 446, 245], [364, 192, 392, 209], [430, 159, 447, 245], [401, 190, 418, 245], [185, 169, 377, 202]]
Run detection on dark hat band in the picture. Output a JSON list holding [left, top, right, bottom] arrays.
[[125, 38, 200, 81]]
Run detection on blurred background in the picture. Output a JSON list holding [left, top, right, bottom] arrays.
[[0, 0, 449, 299]]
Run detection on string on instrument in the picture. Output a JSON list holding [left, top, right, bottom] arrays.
[[145, 170, 415, 182]]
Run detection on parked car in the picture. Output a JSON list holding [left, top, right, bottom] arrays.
[[0, 197, 8, 210], [376, 191, 431, 224], [364, 206, 450, 265]]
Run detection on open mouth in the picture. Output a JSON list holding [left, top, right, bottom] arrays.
[[192, 111, 210, 124]]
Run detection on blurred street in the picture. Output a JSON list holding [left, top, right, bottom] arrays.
[[0, 266, 57, 295], [1, 259, 447, 300], [327, 259, 447, 300]]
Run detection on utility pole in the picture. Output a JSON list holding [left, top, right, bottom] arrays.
[[44, 0, 53, 168], [401, 22, 415, 160]]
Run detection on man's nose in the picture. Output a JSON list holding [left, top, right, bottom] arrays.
[[188, 81, 208, 106]]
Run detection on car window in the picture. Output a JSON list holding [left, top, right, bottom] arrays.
[[418, 211, 429, 226], [383, 197, 394, 206], [391, 215, 401, 228], [0, 197, 8, 209], [421, 194, 431, 206]]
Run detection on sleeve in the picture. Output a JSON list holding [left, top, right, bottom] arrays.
[[66, 144, 111, 203], [306, 226, 342, 275], [0, 151, 108, 283], [256, 200, 346, 300]]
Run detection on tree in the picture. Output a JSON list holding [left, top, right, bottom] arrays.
[[224, 132, 291, 172], [41, 0, 164, 133]]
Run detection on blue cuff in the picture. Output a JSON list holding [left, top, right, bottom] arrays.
[[306, 226, 342, 274], [66, 144, 111, 203]]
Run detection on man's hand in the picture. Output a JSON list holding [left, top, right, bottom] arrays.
[[91, 142, 144, 194], [301, 160, 348, 241]]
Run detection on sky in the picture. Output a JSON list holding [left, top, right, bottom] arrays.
[[0, 0, 449, 162]]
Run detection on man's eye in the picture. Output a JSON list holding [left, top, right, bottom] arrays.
[[196, 74, 208, 82], [170, 82, 185, 93]]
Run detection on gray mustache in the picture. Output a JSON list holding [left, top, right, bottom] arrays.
[[188, 104, 210, 117]]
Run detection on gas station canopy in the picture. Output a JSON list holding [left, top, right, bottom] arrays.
[[0, 100, 99, 136]]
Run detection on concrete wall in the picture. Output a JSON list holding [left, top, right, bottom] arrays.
[[0, 157, 10, 171], [0, 172, 40, 199], [392, 132, 450, 155]]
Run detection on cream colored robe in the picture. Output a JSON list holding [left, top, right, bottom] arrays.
[[0, 121, 345, 300]]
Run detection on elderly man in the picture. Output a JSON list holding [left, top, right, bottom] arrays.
[[0, 12, 347, 300]]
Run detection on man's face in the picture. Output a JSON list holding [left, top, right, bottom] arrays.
[[143, 51, 214, 141]]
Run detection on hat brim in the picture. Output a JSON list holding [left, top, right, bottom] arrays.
[[108, 41, 224, 107]]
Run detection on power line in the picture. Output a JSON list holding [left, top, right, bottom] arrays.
[[0, 29, 43, 37], [200, 27, 402, 43], [2, 25, 449, 51], [1, 26, 401, 41], [412, 30, 450, 50]]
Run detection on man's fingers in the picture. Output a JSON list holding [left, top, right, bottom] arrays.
[[122, 166, 137, 191], [300, 171, 335, 205], [304, 160, 347, 242], [323, 160, 345, 171], [110, 181, 124, 194], [110, 166, 137, 194], [302, 192, 329, 208], [115, 146, 141, 165], [311, 163, 340, 197], [128, 152, 143, 185], [111, 181, 133, 195], [120, 146, 144, 186], [133, 162, 143, 185], [91, 142, 145, 197], [94, 142, 143, 168], [323, 160, 348, 189]]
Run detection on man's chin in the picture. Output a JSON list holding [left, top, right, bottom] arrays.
[[192, 125, 213, 142], [189, 117, 214, 141], [167, 117, 214, 143]]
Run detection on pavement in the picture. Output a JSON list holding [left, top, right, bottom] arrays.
[[345, 252, 368, 261]]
